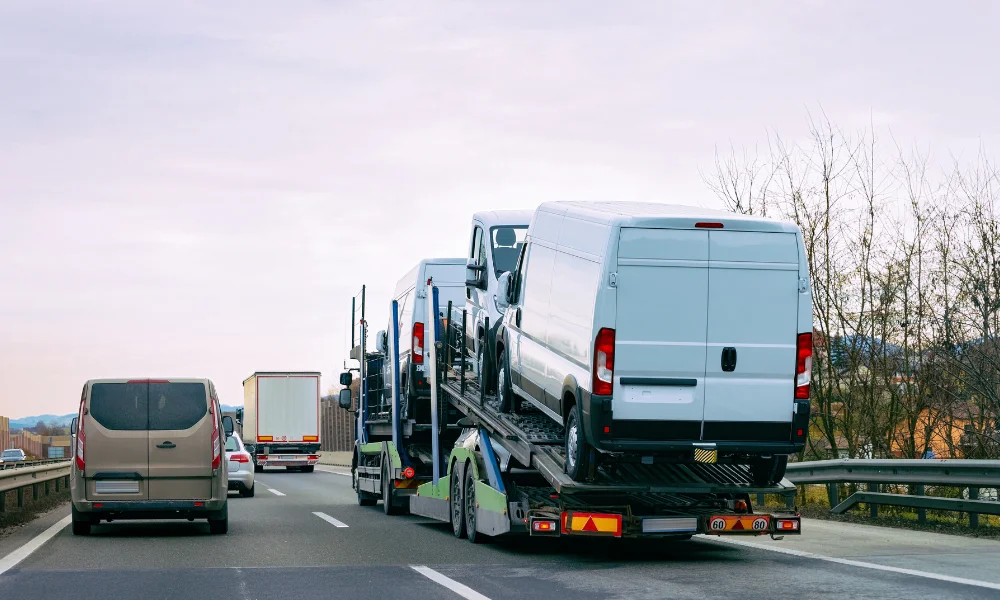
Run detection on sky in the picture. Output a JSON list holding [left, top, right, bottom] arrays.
[[2, 1, 999, 419]]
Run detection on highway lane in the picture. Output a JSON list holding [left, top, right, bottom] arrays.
[[0, 467, 998, 599]]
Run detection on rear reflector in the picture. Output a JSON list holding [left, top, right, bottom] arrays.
[[561, 511, 623, 537], [307, 455, 319, 460], [402, 466, 416, 479], [93, 503, 103, 508], [303, 436, 319, 442], [532, 520, 556, 532], [695, 222, 724, 229], [194, 502, 204, 507], [258, 436, 273, 442]]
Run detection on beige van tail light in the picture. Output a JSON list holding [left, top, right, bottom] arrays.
[[592, 328, 616, 396], [795, 333, 813, 399], [210, 400, 221, 470], [75, 404, 86, 472]]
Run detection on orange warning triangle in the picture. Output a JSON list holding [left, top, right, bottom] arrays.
[[732, 519, 745, 531], [582, 517, 599, 532]]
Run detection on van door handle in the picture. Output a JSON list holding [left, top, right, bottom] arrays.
[[721, 347, 737, 372], [156, 441, 176, 449]]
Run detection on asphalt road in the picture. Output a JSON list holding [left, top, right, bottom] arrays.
[[1, 467, 998, 599]]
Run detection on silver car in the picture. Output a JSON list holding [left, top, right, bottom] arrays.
[[225, 435, 255, 497]]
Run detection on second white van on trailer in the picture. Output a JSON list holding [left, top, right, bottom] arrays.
[[494, 201, 813, 483]]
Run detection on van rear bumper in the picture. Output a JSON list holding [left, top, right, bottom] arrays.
[[73, 499, 226, 520], [582, 394, 806, 455]]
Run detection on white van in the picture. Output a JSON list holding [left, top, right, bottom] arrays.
[[463, 210, 533, 392], [379, 259, 467, 423], [494, 201, 813, 484]]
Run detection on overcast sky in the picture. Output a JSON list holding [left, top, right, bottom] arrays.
[[1, 1, 998, 419]]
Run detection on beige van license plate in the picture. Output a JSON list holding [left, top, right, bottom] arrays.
[[95, 480, 140, 494]]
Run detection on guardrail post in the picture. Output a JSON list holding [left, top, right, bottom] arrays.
[[868, 483, 879, 519], [784, 491, 795, 509], [44, 480, 50, 496], [756, 493, 765, 507], [0, 491, 6, 513], [17, 486, 24, 508], [914, 484, 926, 523], [33, 483, 39, 501], [969, 487, 979, 529], [826, 483, 839, 508]]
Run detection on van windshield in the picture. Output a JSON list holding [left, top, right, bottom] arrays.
[[491, 226, 527, 276]]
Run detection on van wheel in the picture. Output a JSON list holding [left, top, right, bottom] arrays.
[[750, 455, 788, 486], [477, 341, 490, 394], [208, 504, 229, 534], [497, 350, 519, 413], [71, 506, 91, 536], [565, 403, 592, 482], [450, 465, 466, 539]]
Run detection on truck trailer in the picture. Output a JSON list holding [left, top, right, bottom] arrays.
[[242, 371, 322, 473]]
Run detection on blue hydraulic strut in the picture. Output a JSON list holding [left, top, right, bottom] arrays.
[[477, 427, 506, 494]]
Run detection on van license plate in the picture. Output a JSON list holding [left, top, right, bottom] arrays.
[[95, 480, 140, 494]]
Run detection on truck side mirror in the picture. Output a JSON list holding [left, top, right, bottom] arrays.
[[375, 330, 388, 354], [235, 408, 243, 424], [496, 272, 512, 310], [339, 372, 353, 387], [338, 389, 353, 410], [70, 417, 77, 435], [222, 415, 235, 437], [466, 259, 486, 290]]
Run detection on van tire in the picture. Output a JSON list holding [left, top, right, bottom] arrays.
[[564, 403, 591, 482], [71, 506, 91, 536], [750, 455, 788, 486], [208, 504, 228, 534], [497, 349, 518, 413], [477, 341, 489, 394]]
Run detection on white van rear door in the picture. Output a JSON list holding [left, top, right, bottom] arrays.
[[613, 229, 709, 435], [703, 230, 799, 437]]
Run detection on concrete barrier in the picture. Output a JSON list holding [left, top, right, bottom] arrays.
[[318, 452, 351, 467]]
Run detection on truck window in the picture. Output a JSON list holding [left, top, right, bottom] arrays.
[[491, 226, 527, 276], [90, 383, 149, 431], [148, 382, 208, 430]]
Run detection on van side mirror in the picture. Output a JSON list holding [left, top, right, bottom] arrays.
[[70, 417, 77, 435], [338, 389, 353, 410], [222, 415, 234, 437], [466, 259, 486, 290], [496, 272, 512, 310], [375, 330, 388, 354], [339, 372, 353, 387]]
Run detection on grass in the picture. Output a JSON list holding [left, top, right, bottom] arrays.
[[754, 484, 1000, 540], [0, 485, 71, 534]]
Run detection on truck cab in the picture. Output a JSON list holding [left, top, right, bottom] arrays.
[[464, 210, 533, 393]]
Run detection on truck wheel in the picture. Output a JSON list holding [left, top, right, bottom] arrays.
[[497, 349, 518, 413], [450, 466, 466, 539], [750, 455, 788, 486], [355, 466, 377, 506], [464, 467, 483, 544], [254, 463, 264, 473], [71, 506, 91, 536], [565, 403, 592, 482], [382, 463, 404, 516]]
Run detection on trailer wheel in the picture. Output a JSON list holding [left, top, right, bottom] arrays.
[[464, 467, 483, 544], [450, 466, 466, 539], [565, 403, 592, 482]]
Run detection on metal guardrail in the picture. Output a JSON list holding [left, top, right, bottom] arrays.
[[785, 459, 1000, 527], [0, 458, 70, 471], [0, 461, 72, 514]]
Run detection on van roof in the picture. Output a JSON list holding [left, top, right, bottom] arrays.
[[536, 201, 798, 233], [394, 258, 466, 297], [85, 378, 211, 385], [473, 209, 534, 226]]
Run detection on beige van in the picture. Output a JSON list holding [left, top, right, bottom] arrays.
[[70, 378, 232, 535]]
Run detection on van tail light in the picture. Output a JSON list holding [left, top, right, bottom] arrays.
[[75, 402, 86, 472], [210, 400, 221, 470], [413, 322, 425, 363], [592, 328, 616, 396], [795, 333, 813, 400]]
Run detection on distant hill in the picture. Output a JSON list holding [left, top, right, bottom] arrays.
[[8, 405, 244, 430]]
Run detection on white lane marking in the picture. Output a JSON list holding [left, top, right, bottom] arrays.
[[411, 565, 493, 600], [312, 512, 349, 528], [0, 515, 71, 576], [704, 536, 1000, 591], [266, 488, 285, 496]]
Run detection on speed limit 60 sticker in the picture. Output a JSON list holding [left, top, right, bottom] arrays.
[[707, 515, 770, 533]]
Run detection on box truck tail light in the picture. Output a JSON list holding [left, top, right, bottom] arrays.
[[413, 322, 425, 364], [592, 328, 616, 396], [210, 401, 221, 470], [795, 333, 813, 400], [776, 518, 800, 531], [75, 402, 86, 472]]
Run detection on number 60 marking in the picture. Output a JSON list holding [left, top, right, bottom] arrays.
[[710, 518, 727, 531]]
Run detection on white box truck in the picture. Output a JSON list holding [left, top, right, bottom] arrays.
[[242, 372, 322, 473]]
